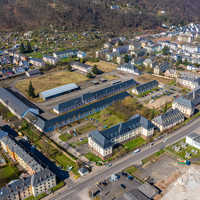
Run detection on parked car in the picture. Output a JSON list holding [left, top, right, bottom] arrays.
[[120, 184, 126, 189], [133, 148, 140, 153]]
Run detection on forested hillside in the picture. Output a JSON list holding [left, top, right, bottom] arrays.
[[0, 0, 200, 32]]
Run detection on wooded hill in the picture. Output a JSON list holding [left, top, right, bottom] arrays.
[[0, 0, 200, 32]]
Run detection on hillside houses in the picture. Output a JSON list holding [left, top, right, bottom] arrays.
[[71, 62, 93, 73], [29, 58, 45, 67], [154, 62, 170, 75], [117, 63, 141, 75], [43, 55, 58, 65], [177, 73, 200, 89], [53, 49, 78, 59]]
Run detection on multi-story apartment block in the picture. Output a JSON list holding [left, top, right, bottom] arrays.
[[117, 63, 141, 75], [0, 168, 56, 200], [0, 130, 56, 200], [88, 114, 154, 159], [0, 132, 43, 174], [177, 74, 200, 90], [43, 55, 58, 65]]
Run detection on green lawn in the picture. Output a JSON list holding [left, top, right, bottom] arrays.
[[167, 139, 200, 160], [77, 123, 96, 134], [142, 149, 165, 164], [24, 193, 47, 200], [91, 108, 123, 129], [71, 138, 88, 147], [54, 153, 79, 176], [124, 137, 146, 151], [124, 166, 137, 176], [85, 152, 102, 162], [51, 181, 65, 192], [0, 165, 21, 187], [59, 133, 73, 142]]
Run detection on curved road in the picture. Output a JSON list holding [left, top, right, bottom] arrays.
[[45, 116, 200, 200]]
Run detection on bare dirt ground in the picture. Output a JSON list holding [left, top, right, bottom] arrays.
[[147, 95, 173, 109], [86, 60, 117, 72], [161, 165, 200, 200]]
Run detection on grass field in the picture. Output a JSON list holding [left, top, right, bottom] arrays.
[[85, 152, 102, 162], [59, 133, 73, 142], [15, 71, 88, 99], [166, 139, 200, 160], [0, 165, 20, 187], [54, 153, 79, 176], [124, 166, 137, 176], [76, 122, 96, 135], [134, 73, 172, 85], [86, 60, 117, 72], [124, 137, 146, 151], [91, 108, 123, 129]]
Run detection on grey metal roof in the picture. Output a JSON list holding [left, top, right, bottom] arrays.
[[89, 130, 113, 149], [153, 108, 184, 128], [89, 115, 153, 149], [122, 189, 150, 200], [26, 69, 40, 76], [174, 87, 200, 107], [39, 83, 79, 99], [135, 80, 158, 94], [54, 79, 136, 113], [31, 168, 55, 187], [0, 135, 43, 172], [37, 92, 129, 132], [0, 168, 55, 199], [173, 96, 194, 108], [0, 177, 31, 199], [138, 183, 159, 198], [187, 132, 200, 143], [118, 63, 141, 74], [0, 88, 39, 118], [0, 130, 8, 140], [54, 49, 77, 56]]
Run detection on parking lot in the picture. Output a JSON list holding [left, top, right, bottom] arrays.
[[90, 172, 142, 200]]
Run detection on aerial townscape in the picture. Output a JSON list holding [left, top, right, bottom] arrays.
[[1, 1, 200, 200]]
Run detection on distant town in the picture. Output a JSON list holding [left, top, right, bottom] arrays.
[[1, 23, 200, 200]]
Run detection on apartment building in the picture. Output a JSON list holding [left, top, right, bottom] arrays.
[[0, 168, 56, 200], [0, 133, 43, 174], [152, 109, 185, 132], [0, 130, 56, 200], [88, 114, 154, 159]]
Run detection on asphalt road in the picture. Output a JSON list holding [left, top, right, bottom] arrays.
[[45, 116, 200, 200]]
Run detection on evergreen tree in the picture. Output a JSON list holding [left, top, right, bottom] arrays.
[[87, 72, 93, 78], [92, 65, 101, 74], [26, 41, 33, 53], [67, 65, 72, 71], [20, 43, 25, 53], [28, 81, 36, 98]]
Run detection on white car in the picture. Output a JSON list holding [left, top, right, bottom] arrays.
[[133, 148, 140, 153]]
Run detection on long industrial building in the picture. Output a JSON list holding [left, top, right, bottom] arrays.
[[34, 92, 129, 132], [0, 88, 39, 119], [53, 79, 136, 114], [39, 83, 79, 100]]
